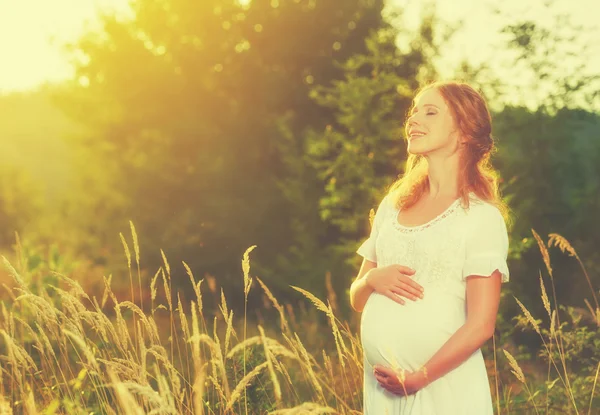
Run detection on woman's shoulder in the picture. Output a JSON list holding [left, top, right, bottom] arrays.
[[462, 193, 505, 223]]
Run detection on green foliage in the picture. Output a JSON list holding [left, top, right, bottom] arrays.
[[55, 0, 390, 293]]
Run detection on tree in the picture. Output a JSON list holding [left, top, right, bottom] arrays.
[[55, 0, 389, 298], [265, 10, 448, 303]]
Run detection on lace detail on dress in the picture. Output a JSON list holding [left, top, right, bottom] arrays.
[[393, 198, 462, 233]]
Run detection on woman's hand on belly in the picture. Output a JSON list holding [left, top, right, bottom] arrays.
[[373, 364, 428, 396], [366, 264, 425, 305]]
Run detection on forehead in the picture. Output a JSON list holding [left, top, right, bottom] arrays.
[[412, 87, 447, 109]]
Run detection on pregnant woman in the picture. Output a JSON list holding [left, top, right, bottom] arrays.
[[350, 81, 510, 414]]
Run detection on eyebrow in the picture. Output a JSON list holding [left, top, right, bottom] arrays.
[[411, 104, 439, 114]]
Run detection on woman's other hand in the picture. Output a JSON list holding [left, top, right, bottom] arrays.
[[366, 265, 424, 305]]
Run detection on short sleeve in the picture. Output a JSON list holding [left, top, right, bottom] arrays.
[[356, 194, 389, 263], [462, 203, 510, 283]]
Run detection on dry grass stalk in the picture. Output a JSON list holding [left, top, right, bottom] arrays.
[[150, 268, 161, 303], [224, 361, 269, 412], [532, 229, 552, 277], [220, 288, 229, 322], [539, 272, 551, 319], [256, 277, 289, 333], [129, 221, 140, 266], [0, 330, 38, 373], [242, 245, 257, 296], [101, 275, 113, 308], [291, 333, 324, 397], [137, 322, 147, 381], [107, 369, 145, 415], [160, 249, 171, 277], [52, 272, 91, 301], [120, 233, 132, 270], [290, 286, 329, 314], [548, 233, 599, 312], [211, 317, 231, 399], [117, 301, 160, 343], [183, 261, 204, 315], [259, 325, 282, 403], [502, 349, 525, 383], [177, 294, 190, 340], [548, 233, 577, 258], [161, 269, 173, 312], [63, 329, 100, 371], [226, 337, 296, 361], [325, 272, 338, 315], [188, 300, 206, 414], [268, 402, 337, 414], [0, 393, 12, 415], [224, 310, 234, 355], [514, 296, 541, 335]]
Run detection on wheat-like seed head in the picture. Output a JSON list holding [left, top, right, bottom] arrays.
[[161, 269, 173, 312], [53, 272, 91, 301], [514, 296, 541, 335], [225, 361, 268, 412], [107, 368, 145, 415], [120, 233, 131, 270], [224, 310, 233, 356], [548, 233, 578, 258], [539, 272, 551, 320], [325, 272, 338, 315], [1, 256, 27, 291], [502, 349, 526, 383], [242, 245, 257, 296], [102, 275, 113, 308], [129, 221, 140, 266], [259, 325, 282, 403], [160, 249, 171, 278], [64, 329, 100, 371], [150, 268, 161, 303], [256, 277, 289, 333], [117, 301, 160, 343], [177, 294, 190, 341], [290, 286, 329, 314], [268, 402, 337, 414], [0, 329, 38, 372], [219, 288, 229, 322], [531, 229, 552, 277], [292, 333, 323, 396]]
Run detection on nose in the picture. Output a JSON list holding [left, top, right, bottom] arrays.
[[407, 113, 419, 128]]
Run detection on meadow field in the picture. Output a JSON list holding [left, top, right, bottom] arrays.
[[0, 226, 597, 414]]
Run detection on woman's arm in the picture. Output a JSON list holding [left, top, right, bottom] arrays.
[[415, 270, 502, 386], [349, 258, 376, 312]]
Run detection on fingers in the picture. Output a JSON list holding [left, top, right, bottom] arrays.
[[385, 290, 405, 305], [391, 287, 420, 302], [394, 265, 416, 275], [396, 278, 424, 298]]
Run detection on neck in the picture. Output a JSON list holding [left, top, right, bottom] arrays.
[[424, 152, 461, 199]]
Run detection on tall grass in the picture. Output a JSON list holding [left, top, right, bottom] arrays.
[[0, 227, 598, 414]]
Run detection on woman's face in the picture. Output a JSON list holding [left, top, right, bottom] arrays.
[[405, 87, 461, 156]]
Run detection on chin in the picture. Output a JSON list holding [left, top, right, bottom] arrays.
[[407, 144, 428, 155]]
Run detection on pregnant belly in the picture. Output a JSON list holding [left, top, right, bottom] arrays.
[[361, 288, 466, 370]]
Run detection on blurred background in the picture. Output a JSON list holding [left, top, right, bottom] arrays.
[[1, 0, 599, 322]]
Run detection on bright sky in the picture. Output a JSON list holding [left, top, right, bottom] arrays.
[[0, 0, 598, 97]]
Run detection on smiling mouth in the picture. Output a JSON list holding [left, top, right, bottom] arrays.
[[409, 133, 426, 140]]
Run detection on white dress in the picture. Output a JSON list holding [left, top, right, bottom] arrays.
[[356, 192, 509, 415]]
